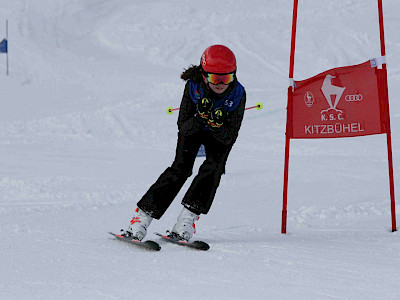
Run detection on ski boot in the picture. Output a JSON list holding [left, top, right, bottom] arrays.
[[121, 208, 153, 241], [172, 207, 199, 241]]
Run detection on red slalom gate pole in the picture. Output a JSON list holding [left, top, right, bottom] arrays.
[[378, 0, 397, 232], [282, 0, 299, 234]]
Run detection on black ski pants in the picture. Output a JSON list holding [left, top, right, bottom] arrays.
[[137, 131, 232, 219]]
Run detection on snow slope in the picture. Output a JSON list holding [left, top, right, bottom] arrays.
[[0, 0, 400, 299]]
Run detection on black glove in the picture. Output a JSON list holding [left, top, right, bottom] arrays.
[[208, 107, 227, 130], [196, 98, 213, 122]]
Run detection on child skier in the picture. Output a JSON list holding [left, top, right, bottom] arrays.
[[121, 44, 246, 241]]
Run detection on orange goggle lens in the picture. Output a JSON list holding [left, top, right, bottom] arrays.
[[206, 73, 234, 85]]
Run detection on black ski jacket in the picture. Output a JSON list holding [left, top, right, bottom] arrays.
[[177, 80, 246, 146]]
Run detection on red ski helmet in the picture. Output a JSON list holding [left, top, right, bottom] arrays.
[[201, 45, 237, 74]]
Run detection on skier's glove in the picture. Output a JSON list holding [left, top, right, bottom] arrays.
[[196, 98, 213, 123], [208, 107, 227, 131]]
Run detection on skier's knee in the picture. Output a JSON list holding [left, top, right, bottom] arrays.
[[170, 163, 193, 178]]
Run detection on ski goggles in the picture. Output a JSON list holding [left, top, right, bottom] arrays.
[[205, 72, 235, 85]]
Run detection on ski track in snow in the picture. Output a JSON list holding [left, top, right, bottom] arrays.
[[1, 0, 400, 299]]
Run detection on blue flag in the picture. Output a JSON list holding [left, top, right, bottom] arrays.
[[0, 39, 7, 53]]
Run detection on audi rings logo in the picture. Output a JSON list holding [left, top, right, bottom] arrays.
[[345, 94, 363, 102], [304, 91, 315, 107]]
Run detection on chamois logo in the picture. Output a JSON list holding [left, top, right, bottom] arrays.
[[320, 74, 345, 121]]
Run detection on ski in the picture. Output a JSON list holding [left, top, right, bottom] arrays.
[[108, 232, 161, 251], [154, 232, 210, 251]]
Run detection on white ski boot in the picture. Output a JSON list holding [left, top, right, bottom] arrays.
[[123, 208, 153, 241], [172, 207, 199, 241]]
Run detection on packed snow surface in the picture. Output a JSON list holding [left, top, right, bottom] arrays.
[[1, 0, 400, 299]]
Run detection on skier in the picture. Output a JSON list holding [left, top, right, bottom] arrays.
[[121, 44, 246, 241]]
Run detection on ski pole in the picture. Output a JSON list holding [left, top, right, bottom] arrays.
[[166, 102, 263, 114], [166, 107, 180, 114], [245, 102, 263, 111]]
